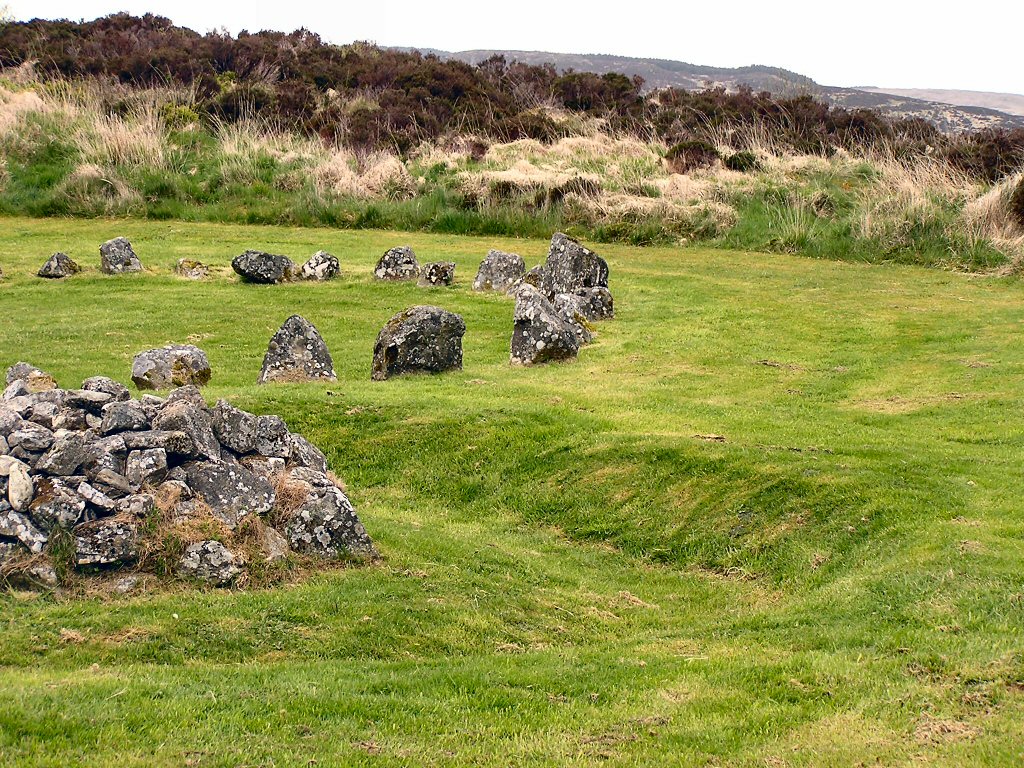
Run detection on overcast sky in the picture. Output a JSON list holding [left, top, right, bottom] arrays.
[[10, 1, 1023, 95]]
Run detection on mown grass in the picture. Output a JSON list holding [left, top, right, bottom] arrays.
[[1, 217, 1023, 765]]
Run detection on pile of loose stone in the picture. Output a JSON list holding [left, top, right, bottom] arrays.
[[0, 363, 376, 589]]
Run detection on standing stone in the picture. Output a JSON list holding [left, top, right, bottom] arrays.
[[177, 540, 242, 586], [473, 250, 525, 292], [510, 284, 580, 366], [258, 315, 337, 384], [540, 232, 609, 298], [371, 306, 465, 381], [37, 252, 81, 279], [231, 250, 298, 284], [99, 237, 143, 274], [573, 286, 615, 320], [174, 258, 209, 280], [374, 246, 419, 280], [131, 345, 212, 390], [417, 262, 454, 288], [300, 251, 340, 281]]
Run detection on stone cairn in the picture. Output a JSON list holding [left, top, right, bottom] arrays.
[[0, 363, 376, 589]]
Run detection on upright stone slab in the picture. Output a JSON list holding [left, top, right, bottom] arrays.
[[99, 237, 142, 274], [38, 252, 81, 279], [473, 249, 525, 292], [371, 306, 465, 381], [131, 345, 212, 390], [258, 315, 337, 384], [510, 284, 580, 366], [540, 232, 609, 298], [374, 246, 419, 280]]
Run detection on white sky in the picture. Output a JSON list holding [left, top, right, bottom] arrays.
[[10, 1, 1024, 95]]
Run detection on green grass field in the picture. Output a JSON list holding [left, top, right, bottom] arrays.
[[1, 217, 1023, 766]]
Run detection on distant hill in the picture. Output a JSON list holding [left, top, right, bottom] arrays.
[[410, 48, 1024, 133]]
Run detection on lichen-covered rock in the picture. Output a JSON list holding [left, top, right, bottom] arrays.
[[0, 506, 47, 553], [152, 400, 219, 460], [258, 315, 336, 384], [29, 477, 86, 532], [37, 252, 80, 279], [1, 456, 35, 512], [99, 237, 143, 274], [552, 293, 594, 345], [7, 421, 55, 453], [76, 481, 118, 515], [254, 415, 290, 458], [125, 448, 168, 488], [572, 286, 614, 320], [121, 430, 196, 457], [174, 258, 209, 280], [540, 232, 609, 298], [184, 460, 274, 528], [300, 250, 339, 281], [474, 250, 525, 292], [373, 246, 419, 280], [231, 250, 298, 284], [510, 284, 580, 366], [82, 376, 131, 402], [288, 433, 328, 474], [178, 540, 242, 586], [5, 362, 57, 392], [131, 345, 212, 390], [211, 400, 258, 454], [418, 261, 455, 287], [100, 400, 151, 434], [36, 433, 92, 476], [371, 305, 465, 381], [260, 524, 290, 563], [73, 517, 139, 566], [282, 469, 375, 558]]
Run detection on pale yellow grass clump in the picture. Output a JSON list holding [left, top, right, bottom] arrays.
[[75, 106, 168, 170], [962, 173, 1024, 266]]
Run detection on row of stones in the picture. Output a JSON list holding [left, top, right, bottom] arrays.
[[0, 363, 376, 589]]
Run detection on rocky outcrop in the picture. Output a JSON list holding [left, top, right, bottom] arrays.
[[258, 315, 337, 384], [510, 284, 580, 366], [0, 366, 376, 589], [174, 259, 209, 280], [231, 250, 298, 284], [131, 345, 212, 390], [99, 237, 143, 274], [38, 252, 81, 279], [474, 250, 525, 292], [418, 261, 455, 287], [371, 306, 466, 381], [300, 251, 340, 281], [374, 246, 419, 280]]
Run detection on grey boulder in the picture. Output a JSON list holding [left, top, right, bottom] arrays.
[[131, 345, 212, 390], [418, 261, 455, 287], [373, 246, 419, 280], [282, 469, 376, 558], [371, 305, 465, 381], [510, 284, 580, 366], [473, 250, 525, 292], [38, 252, 80, 279], [99, 237, 143, 274], [184, 461, 274, 528], [73, 517, 140, 566], [539, 232, 609, 298], [300, 251, 339, 281], [258, 315, 336, 384], [178, 540, 242, 586], [572, 286, 615, 320], [231, 250, 298, 284], [82, 376, 131, 401]]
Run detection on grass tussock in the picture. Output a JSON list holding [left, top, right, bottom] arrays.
[[0, 72, 1021, 268]]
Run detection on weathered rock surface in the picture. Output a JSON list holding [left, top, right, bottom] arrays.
[[258, 315, 336, 384], [178, 540, 242, 585], [99, 237, 143, 274], [300, 250, 339, 281], [74, 518, 139, 566], [125, 448, 168, 488], [552, 293, 594, 345], [418, 261, 455, 287], [131, 345, 212, 390], [539, 232, 609, 298], [6, 362, 57, 392], [82, 376, 131, 402], [510, 284, 580, 366], [174, 258, 209, 280], [474, 249, 525, 292], [371, 305, 465, 381], [572, 286, 615, 320], [152, 398, 219, 460], [231, 250, 298, 284], [29, 477, 86, 531], [37, 252, 80, 279], [1, 507, 47, 553], [101, 400, 151, 434], [211, 400, 258, 454], [373, 246, 419, 280], [282, 469, 376, 558], [184, 460, 274, 528]]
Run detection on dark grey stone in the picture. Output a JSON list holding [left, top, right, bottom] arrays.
[[231, 250, 298, 284], [258, 315, 336, 384], [282, 469, 375, 558], [211, 400, 258, 454], [99, 237, 142, 274], [178, 540, 242, 586], [373, 246, 419, 280], [539, 232, 609, 298], [152, 401, 219, 460], [37, 252, 80, 279], [81, 377, 132, 401], [418, 261, 455, 287], [474, 250, 525, 292], [125, 448, 168, 489], [510, 284, 580, 366], [288, 433, 328, 474], [371, 305, 465, 381], [73, 517, 140, 566], [100, 400, 151, 434], [184, 461, 274, 529]]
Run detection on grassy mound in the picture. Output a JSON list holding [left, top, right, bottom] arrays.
[[1, 219, 1023, 765]]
